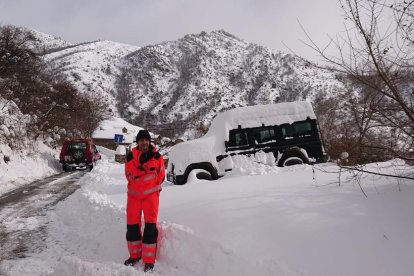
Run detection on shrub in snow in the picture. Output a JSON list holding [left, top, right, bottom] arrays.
[[0, 97, 31, 150]]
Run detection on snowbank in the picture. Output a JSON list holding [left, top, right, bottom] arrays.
[[0, 96, 62, 195], [0, 141, 61, 196], [3, 149, 414, 276]]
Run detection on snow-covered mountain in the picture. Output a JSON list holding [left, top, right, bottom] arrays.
[[33, 29, 339, 138], [119, 30, 337, 122], [26, 28, 70, 52], [34, 36, 140, 115]]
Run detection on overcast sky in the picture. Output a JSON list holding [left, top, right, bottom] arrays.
[[0, 0, 345, 61]]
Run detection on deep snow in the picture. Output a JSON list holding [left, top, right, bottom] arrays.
[[1, 147, 414, 275], [0, 141, 61, 196]]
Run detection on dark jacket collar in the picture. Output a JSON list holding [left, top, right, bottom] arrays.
[[136, 144, 156, 164]]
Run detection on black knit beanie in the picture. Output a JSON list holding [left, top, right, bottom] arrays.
[[136, 130, 151, 142]]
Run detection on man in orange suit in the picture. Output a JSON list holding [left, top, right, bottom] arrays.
[[124, 130, 165, 272]]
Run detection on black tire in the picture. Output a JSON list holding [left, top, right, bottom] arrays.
[[89, 164, 93, 171], [277, 148, 309, 167], [196, 171, 213, 180], [283, 157, 304, 166], [62, 164, 69, 172], [182, 162, 219, 185]]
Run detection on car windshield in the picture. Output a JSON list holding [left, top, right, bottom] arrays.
[[66, 143, 87, 150]]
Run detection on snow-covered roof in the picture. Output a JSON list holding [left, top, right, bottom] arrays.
[[207, 101, 316, 141], [92, 117, 144, 144]]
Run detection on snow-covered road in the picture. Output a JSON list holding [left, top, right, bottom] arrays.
[[0, 171, 85, 266]]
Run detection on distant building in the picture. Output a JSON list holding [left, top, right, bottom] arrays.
[[92, 118, 144, 150]]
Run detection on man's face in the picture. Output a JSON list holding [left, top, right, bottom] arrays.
[[137, 138, 150, 152]]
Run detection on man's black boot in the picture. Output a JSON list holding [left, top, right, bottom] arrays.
[[144, 263, 154, 272], [124, 257, 140, 266]]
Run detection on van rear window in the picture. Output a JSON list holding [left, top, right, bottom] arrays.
[[66, 143, 87, 150]]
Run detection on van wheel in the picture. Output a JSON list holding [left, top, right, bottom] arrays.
[[187, 169, 213, 182], [196, 170, 213, 180], [278, 148, 309, 167], [282, 157, 304, 166], [183, 163, 219, 184], [62, 164, 69, 172]]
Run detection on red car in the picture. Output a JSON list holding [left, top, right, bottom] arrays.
[[59, 138, 101, 171]]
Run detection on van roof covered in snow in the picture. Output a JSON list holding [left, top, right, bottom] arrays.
[[206, 101, 316, 139]]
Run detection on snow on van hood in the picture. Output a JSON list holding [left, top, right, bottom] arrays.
[[168, 136, 220, 175], [168, 101, 317, 174]]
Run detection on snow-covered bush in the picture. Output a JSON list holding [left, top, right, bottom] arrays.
[[0, 97, 31, 150]]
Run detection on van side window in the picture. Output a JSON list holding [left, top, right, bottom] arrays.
[[253, 127, 276, 144], [281, 122, 312, 139], [235, 132, 248, 146], [229, 130, 249, 147]]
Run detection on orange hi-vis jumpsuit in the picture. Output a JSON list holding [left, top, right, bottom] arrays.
[[125, 145, 165, 265]]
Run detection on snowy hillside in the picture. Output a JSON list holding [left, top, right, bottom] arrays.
[[119, 30, 338, 131], [2, 149, 414, 275], [0, 96, 61, 194], [26, 28, 70, 52], [42, 39, 139, 114], [34, 29, 340, 138]]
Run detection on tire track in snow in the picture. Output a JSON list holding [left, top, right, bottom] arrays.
[[0, 170, 86, 265]]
